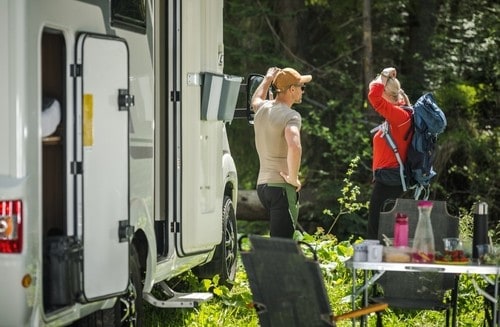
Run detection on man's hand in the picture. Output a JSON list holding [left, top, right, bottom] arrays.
[[280, 172, 302, 192], [251, 67, 281, 112], [266, 66, 280, 79]]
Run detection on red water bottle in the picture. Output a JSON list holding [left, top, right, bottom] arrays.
[[394, 213, 409, 247]]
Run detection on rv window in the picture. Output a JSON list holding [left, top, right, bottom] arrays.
[[111, 0, 147, 34]]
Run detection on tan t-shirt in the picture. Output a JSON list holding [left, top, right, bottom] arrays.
[[254, 100, 301, 185]]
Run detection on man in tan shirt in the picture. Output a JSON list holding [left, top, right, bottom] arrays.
[[251, 67, 312, 238]]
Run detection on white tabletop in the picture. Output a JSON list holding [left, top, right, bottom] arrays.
[[347, 260, 500, 327], [348, 260, 500, 275]]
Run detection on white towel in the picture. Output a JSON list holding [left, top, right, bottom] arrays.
[[42, 97, 61, 137]]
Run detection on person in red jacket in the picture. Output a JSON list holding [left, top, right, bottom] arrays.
[[367, 67, 412, 239]]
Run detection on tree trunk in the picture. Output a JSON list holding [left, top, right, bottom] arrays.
[[363, 0, 373, 91], [363, 0, 376, 119], [405, 0, 438, 98], [273, 0, 306, 58], [236, 190, 268, 221]]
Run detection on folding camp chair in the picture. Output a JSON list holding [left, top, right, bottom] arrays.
[[240, 235, 387, 327], [372, 198, 460, 327]]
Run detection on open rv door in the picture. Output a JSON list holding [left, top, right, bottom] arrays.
[[74, 34, 131, 300]]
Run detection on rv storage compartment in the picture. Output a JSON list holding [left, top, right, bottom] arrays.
[[44, 236, 82, 309]]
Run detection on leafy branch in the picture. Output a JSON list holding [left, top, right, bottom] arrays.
[[323, 156, 369, 235]]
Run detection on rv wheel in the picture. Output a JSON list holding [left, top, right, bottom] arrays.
[[193, 196, 238, 285]]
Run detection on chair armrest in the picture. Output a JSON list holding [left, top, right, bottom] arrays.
[[333, 303, 388, 321]]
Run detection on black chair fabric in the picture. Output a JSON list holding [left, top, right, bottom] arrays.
[[240, 235, 335, 327]]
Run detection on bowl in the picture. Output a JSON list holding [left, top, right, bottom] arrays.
[[383, 246, 412, 263]]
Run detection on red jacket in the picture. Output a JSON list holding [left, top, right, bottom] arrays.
[[368, 83, 412, 171]]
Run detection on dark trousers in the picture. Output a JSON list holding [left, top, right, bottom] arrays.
[[367, 181, 404, 239], [257, 184, 295, 238]]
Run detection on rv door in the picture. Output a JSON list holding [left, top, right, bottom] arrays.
[[74, 34, 130, 300]]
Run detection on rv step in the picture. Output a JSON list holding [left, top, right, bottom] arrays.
[[143, 281, 213, 309]]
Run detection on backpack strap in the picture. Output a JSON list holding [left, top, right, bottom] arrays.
[[383, 130, 430, 200], [371, 122, 407, 192], [412, 184, 430, 200]]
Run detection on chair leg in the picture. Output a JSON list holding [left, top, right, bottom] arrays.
[[485, 299, 496, 327], [451, 275, 459, 327], [485, 306, 492, 327], [376, 311, 383, 327]]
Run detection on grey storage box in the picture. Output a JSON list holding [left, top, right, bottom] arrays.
[[201, 73, 242, 122]]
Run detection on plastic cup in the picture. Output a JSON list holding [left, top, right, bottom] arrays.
[[443, 238, 462, 252], [367, 244, 384, 262], [353, 243, 367, 262], [476, 244, 491, 264]]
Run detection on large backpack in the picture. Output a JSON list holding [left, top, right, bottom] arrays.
[[376, 93, 447, 199]]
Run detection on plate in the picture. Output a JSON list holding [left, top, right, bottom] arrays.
[[434, 260, 469, 265]]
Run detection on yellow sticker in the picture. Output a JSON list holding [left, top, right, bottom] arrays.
[[83, 94, 93, 146]]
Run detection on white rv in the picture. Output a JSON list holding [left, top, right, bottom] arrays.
[[0, 0, 241, 325]]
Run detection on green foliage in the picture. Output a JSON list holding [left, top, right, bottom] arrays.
[[297, 155, 369, 240], [226, 120, 258, 189], [432, 83, 499, 218], [316, 156, 369, 239], [145, 268, 259, 327], [424, 3, 499, 218], [429, 0, 499, 86]]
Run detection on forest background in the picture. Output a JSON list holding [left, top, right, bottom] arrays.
[[222, 0, 499, 239]]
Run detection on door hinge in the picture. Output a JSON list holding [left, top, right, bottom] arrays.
[[118, 220, 134, 242], [170, 90, 180, 102], [118, 89, 135, 111], [70, 64, 82, 77], [170, 221, 180, 233], [70, 161, 83, 175]]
